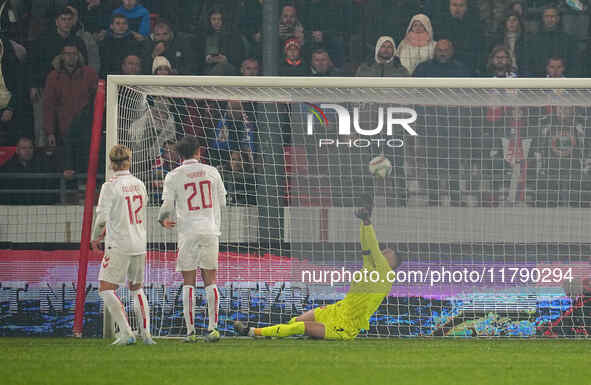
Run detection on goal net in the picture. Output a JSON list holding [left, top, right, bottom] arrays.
[[105, 76, 591, 338]]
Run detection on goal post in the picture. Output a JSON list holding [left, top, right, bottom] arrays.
[[100, 75, 591, 338], [73, 79, 107, 337]]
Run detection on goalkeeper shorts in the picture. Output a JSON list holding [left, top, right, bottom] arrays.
[[177, 234, 219, 271], [314, 302, 359, 341], [98, 251, 145, 286]]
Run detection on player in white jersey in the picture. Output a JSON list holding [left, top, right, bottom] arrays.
[[158, 136, 227, 343], [91, 145, 155, 345]]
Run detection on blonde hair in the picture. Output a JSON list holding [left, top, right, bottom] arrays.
[[109, 144, 131, 171]]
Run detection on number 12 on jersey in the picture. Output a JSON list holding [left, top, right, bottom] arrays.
[[184, 180, 212, 211], [125, 195, 143, 224]]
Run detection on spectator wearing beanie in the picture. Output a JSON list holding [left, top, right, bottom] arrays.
[[152, 55, 174, 75], [279, 38, 308, 76]]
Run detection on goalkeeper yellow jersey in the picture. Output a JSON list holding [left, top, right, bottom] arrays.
[[340, 224, 394, 331]]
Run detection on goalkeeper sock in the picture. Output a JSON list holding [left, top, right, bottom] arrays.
[[182, 285, 195, 335], [255, 322, 305, 337], [205, 284, 219, 331], [100, 290, 133, 336], [131, 288, 151, 338]]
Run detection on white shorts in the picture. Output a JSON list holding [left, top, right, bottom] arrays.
[[98, 251, 145, 286], [177, 235, 219, 271]]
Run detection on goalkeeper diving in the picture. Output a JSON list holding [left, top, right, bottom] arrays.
[[234, 193, 401, 340]]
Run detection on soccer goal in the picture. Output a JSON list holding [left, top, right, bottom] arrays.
[[98, 76, 591, 338]]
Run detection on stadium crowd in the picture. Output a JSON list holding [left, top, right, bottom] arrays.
[[0, 0, 590, 207]]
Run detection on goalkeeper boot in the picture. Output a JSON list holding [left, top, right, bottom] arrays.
[[184, 330, 198, 343], [204, 328, 221, 343]]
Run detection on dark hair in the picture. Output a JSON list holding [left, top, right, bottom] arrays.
[[176, 136, 201, 159], [206, 7, 224, 33], [312, 48, 329, 56], [17, 136, 33, 145], [55, 6, 74, 19], [62, 39, 80, 50], [547, 56, 566, 67], [542, 4, 560, 15], [162, 139, 176, 147], [501, 12, 524, 34], [507, 1, 525, 14], [241, 57, 259, 65], [112, 13, 128, 23], [486, 45, 512, 74], [123, 53, 142, 62], [208, 7, 223, 19], [66, 3, 80, 12]]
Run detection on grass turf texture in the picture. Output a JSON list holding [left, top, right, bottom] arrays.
[[0, 338, 588, 385]]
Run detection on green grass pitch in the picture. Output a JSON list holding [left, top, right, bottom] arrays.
[[0, 338, 588, 385]]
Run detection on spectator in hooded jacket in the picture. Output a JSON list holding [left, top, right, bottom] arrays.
[[355, 36, 409, 77], [397, 14, 436, 75]]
